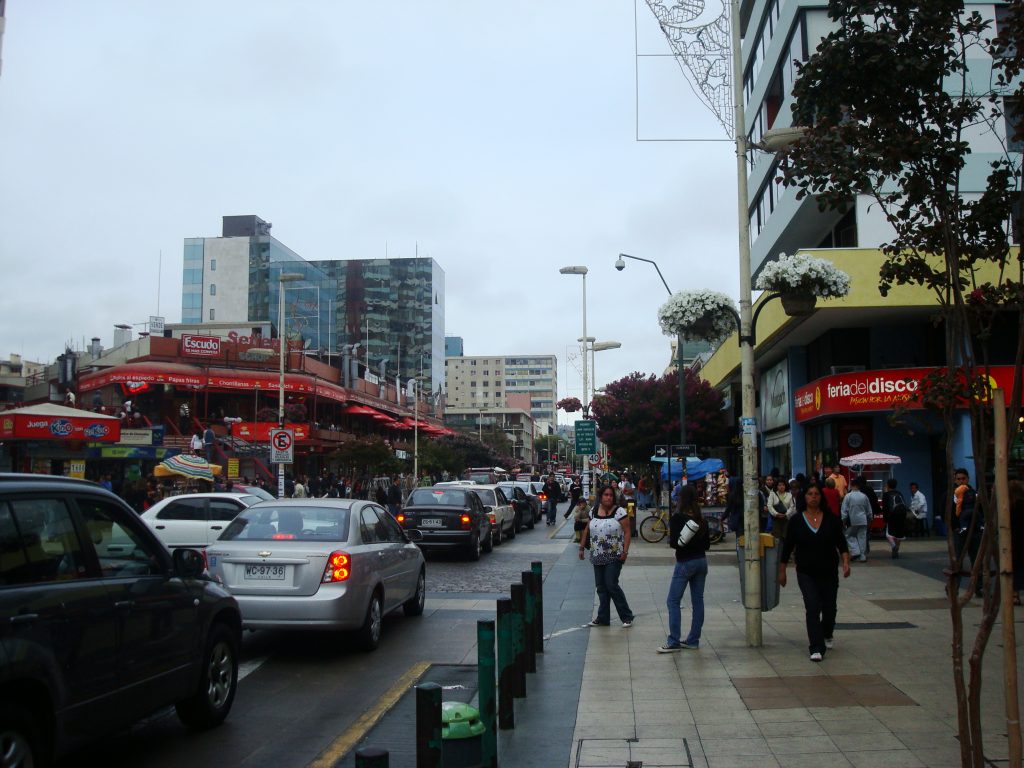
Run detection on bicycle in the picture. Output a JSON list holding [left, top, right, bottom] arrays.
[[639, 507, 727, 545]]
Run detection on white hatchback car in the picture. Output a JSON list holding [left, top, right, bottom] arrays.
[[141, 492, 263, 549]]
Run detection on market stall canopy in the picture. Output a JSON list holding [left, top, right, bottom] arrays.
[[839, 451, 902, 467], [655, 457, 725, 482], [155, 455, 222, 482], [0, 404, 121, 442]]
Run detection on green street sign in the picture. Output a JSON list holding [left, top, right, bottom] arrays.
[[575, 419, 597, 454]]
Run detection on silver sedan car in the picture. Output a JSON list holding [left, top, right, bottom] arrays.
[[205, 499, 425, 650]]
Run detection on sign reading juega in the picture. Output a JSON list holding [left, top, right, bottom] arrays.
[[181, 334, 222, 358]]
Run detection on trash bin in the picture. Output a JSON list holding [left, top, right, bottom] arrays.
[[736, 533, 780, 611], [441, 701, 486, 768]]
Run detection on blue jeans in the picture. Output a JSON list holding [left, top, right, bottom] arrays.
[[666, 557, 708, 647], [593, 559, 633, 624], [546, 499, 559, 524]]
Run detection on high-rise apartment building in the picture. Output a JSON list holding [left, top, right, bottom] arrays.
[[445, 354, 557, 431], [181, 216, 445, 393], [0, 0, 8, 78]]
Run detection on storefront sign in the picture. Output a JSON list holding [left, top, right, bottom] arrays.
[[66, 460, 86, 479], [227, 458, 240, 478], [86, 446, 179, 460], [1, 413, 121, 442], [234, 422, 309, 441], [181, 334, 222, 358], [119, 428, 154, 446], [794, 365, 1021, 423], [761, 359, 789, 432]]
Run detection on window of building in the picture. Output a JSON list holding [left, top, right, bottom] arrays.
[[210, 308, 215, 321], [210, 258, 217, 272], [209, 283, 216, 296], [1005, 98, 1023, 154]]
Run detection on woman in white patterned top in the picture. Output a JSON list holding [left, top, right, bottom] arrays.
[[579, 486, 635, 628]]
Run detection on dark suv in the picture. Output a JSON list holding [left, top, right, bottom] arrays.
[[0, 474, 242, 765]]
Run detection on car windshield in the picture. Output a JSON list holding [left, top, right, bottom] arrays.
[[408, 488, 468, 506], [473, 489, 496, 506], [237, 486, 274, 501], [219, 506, 351, 541]]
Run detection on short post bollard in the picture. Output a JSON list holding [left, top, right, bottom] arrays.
[[509, 583, 528, 694], [531, 561, 544, 652], [415, 682, 443, 768], [496, 598, 515, 730], [477, 620, 497, 767], [520, 571, 537, 673], [354, 747, 389, 768]]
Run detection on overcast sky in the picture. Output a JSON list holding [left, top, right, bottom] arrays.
[[0, 1, 739, 409]]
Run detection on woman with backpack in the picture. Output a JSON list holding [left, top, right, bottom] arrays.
[[658, 485, 710, 652], [882, 478, 909, 558]]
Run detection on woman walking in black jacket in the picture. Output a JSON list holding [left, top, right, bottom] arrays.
[[658, 485, 710, 652], [779, 485, 851, 662]]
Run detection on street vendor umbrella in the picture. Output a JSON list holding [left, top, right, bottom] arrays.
[[155, 455, 222, 482], [839, 451, 902, 467]]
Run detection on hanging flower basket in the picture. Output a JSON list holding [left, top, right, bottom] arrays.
[[657, 290, 739, 343], [780, 292, 817, 316], [756, 254, 851, 316]]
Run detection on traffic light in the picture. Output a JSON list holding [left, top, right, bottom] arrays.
[[552, 454, 559, 461]]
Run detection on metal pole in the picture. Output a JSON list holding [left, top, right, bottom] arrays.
[[354, 748, 389, 768], [520, 572, 536, 673], [415, 682, 443, 768], [730, 0, 762, 646], [677, 332, 687, 447], [496, 597, 515, 730], [509, 583, 527, 695], [581, 272, 590, 501], [477, 620, 498, 768], [531, 561, 544, 651], [278, 279, 286, 499], [413, 379, 419, 481]]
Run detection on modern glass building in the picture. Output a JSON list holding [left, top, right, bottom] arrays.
[[181, 216, 446, 394]]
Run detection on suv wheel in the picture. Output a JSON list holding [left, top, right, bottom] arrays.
[[0, 703, 42, 768], [175, 622, 239, 729]]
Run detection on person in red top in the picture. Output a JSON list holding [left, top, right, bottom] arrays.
[[822, 476, 842, 516]]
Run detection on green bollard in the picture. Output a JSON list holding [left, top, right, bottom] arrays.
[[520, 571, 537, 673], [477, 620, 497, 768], [415, 682, 443, 768], [496, 598, 515, 730], [532, 561, 544, 652], [355, 747, 389, 767], [509, 583, 528, 692]]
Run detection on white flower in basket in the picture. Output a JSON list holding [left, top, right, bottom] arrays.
[[657, 290, 739, 343], [755, 253, 851, 299]]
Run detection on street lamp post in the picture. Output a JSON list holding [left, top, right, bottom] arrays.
[[615, 253, 686, 448], [277, 272, 304, 498], [560, 266, 589, 498], [590, 340, 621, 402]]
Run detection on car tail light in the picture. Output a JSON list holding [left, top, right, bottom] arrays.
[[322, 551, 351, 583], [460, 514, 471, 530], [397, 512, 406, 524], [488, 512, 497, 526], [538, 493, 547, 501], [272, 533, 295, 540]]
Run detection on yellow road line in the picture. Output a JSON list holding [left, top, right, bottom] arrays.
[[307, 660, 431, 768]]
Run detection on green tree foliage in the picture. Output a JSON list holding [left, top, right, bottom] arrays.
[[780, 3, 1024, 763], [331, 436, 400, 476], [589, 369, 727, 466]]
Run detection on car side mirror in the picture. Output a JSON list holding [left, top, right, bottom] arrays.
[[483, 505, 493, 513], [173, 547, 206, 578], [405, 529, 423, 542]]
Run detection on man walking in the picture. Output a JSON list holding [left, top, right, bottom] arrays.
[[202, 423, 216, 462], [387, 477, 403, 518], [953, 468, 982, 595], [840, 477, 872, 562], [909, 482, 928, 536], [543, 474, 561, 526]]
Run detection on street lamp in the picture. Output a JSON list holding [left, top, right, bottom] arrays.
[[560, 265, 590, 497], [615, 253, 686, 448], [277, 272, 304, 497], [590, 340, 621, 402]]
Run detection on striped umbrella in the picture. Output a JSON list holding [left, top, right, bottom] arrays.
[[155, 454, 222, 482]]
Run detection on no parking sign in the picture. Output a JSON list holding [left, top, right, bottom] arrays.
[[270, 428, 294, 464]]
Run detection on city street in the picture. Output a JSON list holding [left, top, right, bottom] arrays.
[[56, 505, 572, 768]]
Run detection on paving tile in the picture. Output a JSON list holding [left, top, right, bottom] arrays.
[[692, 722, 764, 739], [698, 737, 771, 756], [751, 707, 814, 723], [775, 755, 854, 768], [828, 732, 905, 752], [739, 696, 795, 710], [757, 719, 827, 738], [705, 755, 782, 768], [845, 749, 926, 768], [908, 747, 965, 767], [766, 735, 839, 754], [577, 739, 630, 765]]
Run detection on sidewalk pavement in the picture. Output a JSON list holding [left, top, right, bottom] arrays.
[[500, 515, 1020, 768]]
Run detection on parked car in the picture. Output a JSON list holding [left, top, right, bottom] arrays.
[[232, 483, 275, 501], [0, 474, 242, 766], [141, 492, 262, 549], [399, 487, 493, 560], [206, 499, 424, 650], [469, 485, 516, 544], [497, 482, 540, 530]]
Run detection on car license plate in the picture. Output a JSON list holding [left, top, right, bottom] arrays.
[[244, 564, 285, 580], [420, 518, 443, 528]]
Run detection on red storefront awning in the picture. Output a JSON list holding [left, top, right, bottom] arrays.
[[206, 368, 316, 393], [78, 362, 206, 392], [0, 404, 121, 442]]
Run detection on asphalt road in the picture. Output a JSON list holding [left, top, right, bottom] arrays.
[[58, 502, 572, 768]]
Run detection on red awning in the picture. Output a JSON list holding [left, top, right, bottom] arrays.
[[0, 404, 121, 442], [206, 368, 316, 393], [344, 404, 379, 416], [78, 362, 205, 392]]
